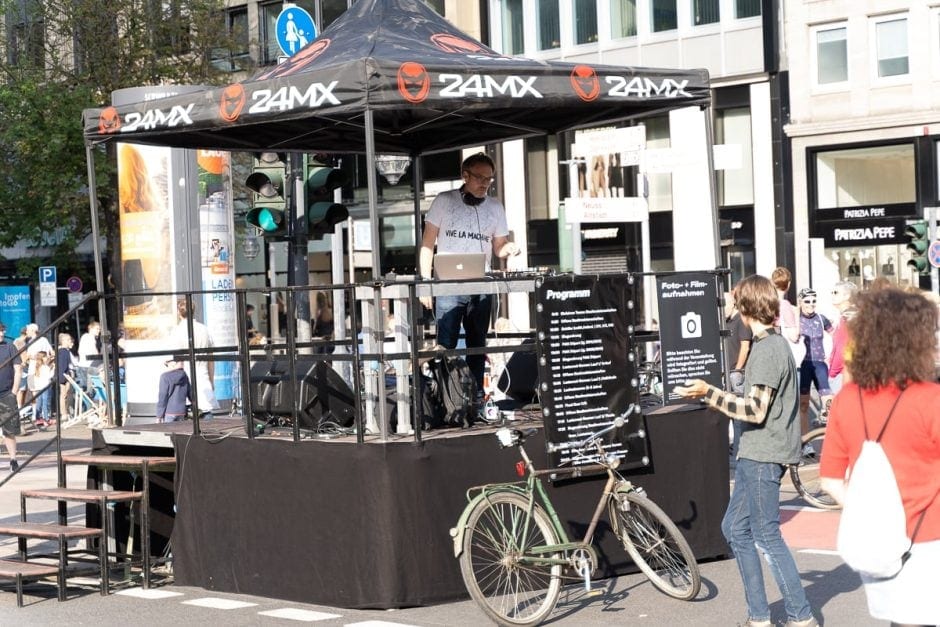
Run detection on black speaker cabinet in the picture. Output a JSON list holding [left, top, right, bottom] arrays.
[[248, 359, 355, 429], [498, 340, 539, 405]]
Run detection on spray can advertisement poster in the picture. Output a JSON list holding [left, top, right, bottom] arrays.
[[197, 150, 237, 402]]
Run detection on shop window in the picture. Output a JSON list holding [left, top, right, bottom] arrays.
[[693, 0, 719, 26], [735, 0, 760, 19], [814, 144, 915, 209], [715, 108, 754, 206], [501, 0, 524, 54], [873, 15, 909, 78], [610, 0, 636, 39], [574, 0, 598, 44], [423, 0, 444, 15], [814, 24, 848, 85], [525, 136, 550, 220], [210, 6, 250, 72], [645, 117, 673, 213], [322, 0, 353, 27], [651, 0, 677, 33], [6, 1, 44, 69], [538, 0, 561, 49], [260, 1, 282, 64]]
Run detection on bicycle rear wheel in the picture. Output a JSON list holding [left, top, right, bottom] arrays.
[[790, 428, 839, 510], [609, 489, 701, 600], [459, 492, 562, 627]]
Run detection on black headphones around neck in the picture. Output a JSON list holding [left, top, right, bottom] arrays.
[[461, 186, 485, 206]]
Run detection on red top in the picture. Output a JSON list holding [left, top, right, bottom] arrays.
[[820, 382, 940, 541], [828, 317, 849, 377]]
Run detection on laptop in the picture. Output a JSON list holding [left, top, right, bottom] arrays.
[[433, 252, 487, 280]]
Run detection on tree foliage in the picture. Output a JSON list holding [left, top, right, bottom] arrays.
[[0, 0, 248, 282]]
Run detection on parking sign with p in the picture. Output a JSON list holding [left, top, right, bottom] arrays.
[[39, 265, 57, 307]]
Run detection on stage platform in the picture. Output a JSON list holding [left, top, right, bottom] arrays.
[[91, 405, 730, 609]]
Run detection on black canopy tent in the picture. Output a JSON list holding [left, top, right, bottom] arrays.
[[81, 0, 711, 273], [80, 0, 713, 429], [83, 0, 709, 153]]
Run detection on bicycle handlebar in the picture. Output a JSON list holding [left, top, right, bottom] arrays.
[[546, 405, 633, 454]]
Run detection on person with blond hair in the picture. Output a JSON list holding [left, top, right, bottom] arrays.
[[170, 298, 218, 418], [675, 274, 816, 627], [821, 286, 940, 624]]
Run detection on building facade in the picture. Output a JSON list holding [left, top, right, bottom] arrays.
[[483, 0, 791, 292], [785, 1, 940, 304]]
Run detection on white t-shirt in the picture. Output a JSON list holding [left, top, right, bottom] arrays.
[[77, 332, 99, 366], [425, 190, 509, 270], [170, 319, 219, 412]]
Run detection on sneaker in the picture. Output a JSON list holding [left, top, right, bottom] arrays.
[[785, 617, 818, 627], [9, 459, 19, 472], [743, 619, 772, 627], [801, 443, 817, 459]]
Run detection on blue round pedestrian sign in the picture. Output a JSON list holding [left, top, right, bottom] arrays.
[[275, 6, 318, 57]]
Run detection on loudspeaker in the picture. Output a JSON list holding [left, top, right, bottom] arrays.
[[497, 340, 538, 405], [248, 360, 355, 429]]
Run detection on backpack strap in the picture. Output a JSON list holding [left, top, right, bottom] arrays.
[[857, 386, 936, 551], [856, 387, 906, 442]]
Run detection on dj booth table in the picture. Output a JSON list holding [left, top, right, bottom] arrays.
[[138, 403, 730, 608]]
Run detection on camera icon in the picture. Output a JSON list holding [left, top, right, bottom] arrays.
[[680, 311, 702, 339]]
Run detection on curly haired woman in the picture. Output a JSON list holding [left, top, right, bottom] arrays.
[[821, 286, 940, 626]]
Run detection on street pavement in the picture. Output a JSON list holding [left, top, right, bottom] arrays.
[[0, 423, 881, 626]]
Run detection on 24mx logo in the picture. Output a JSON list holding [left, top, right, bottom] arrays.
[[438, 74, 541, 99], [247, 82, 340, 114], [605, 76, 691, 99], [121, 104, 195, 132]]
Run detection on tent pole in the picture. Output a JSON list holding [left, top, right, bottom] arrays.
[[703, 105, 722, 271], [84, 142, 114, 426], [365, 109, 388, 438]]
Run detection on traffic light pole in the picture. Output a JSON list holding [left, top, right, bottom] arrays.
[[288, 152, 312, 348], [927, 206, 938, 294]]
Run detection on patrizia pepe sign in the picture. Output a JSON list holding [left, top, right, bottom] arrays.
[[813, 203, 915, 247]]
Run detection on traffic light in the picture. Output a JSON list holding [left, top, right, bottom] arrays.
[[245, 155, 287, 238], [306, 161, 349, 240], [905, 220, 930, 275]]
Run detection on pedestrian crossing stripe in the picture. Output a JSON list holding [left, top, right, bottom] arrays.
[[257, 608, 341, 621], [182, 597, 259, 609]]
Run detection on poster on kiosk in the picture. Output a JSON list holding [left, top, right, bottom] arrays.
[[656, 272, 724, 404]]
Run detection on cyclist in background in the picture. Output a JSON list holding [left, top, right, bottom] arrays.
[[796, 288, 833, 435]]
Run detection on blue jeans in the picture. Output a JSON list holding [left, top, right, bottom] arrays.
[[36, 388, 52, 419], [435, 294, 491, 393], [722, 458, 813, 622]]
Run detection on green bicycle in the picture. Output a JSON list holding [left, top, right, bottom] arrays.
[[450, 406, 701, 626]]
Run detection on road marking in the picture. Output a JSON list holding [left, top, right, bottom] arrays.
[[345, 622, 424, 626], [780, 505, 832, 512], [116, 588, 185, 599], [182, 597, 259, 609], [798, 549, 840, 556], [258, 608, 341, 621]]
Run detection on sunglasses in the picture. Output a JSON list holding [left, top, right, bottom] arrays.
[[802, 299, 816, 305]]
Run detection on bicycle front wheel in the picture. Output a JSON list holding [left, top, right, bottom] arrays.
[[790, 428, 840, 510], [609, 489, 701, 600], [459, 491, 563, 627]]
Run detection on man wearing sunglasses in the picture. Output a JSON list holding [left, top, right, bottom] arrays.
[[420, 152, 520, 413], [797, 288, 833, 435]]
